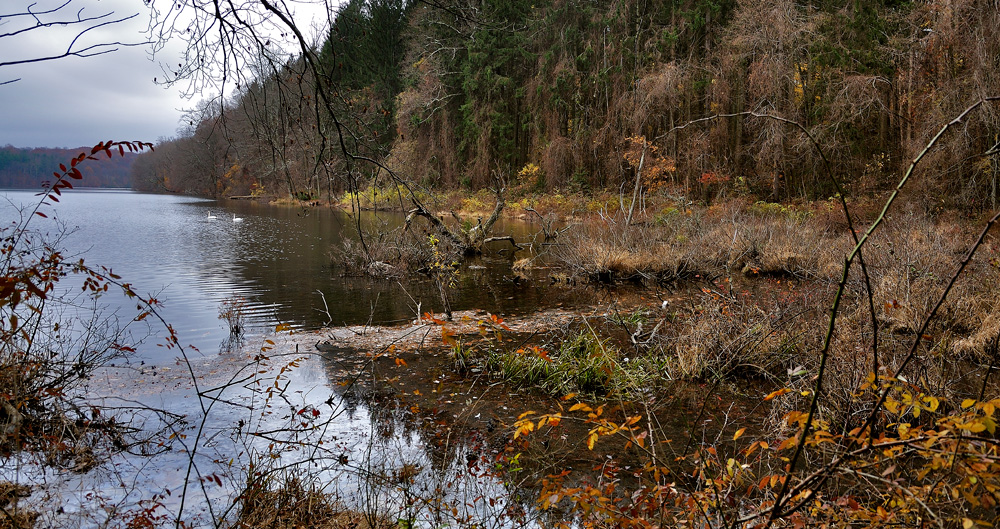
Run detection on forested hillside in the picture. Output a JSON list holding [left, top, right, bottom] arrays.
[[1, 145, 137, 188], [132, 0, 1000, 209]]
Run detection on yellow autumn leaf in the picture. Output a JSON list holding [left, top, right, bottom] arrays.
[[733, 427, 746, 441], [962, 398, 977, 409], [513, 419, 535, 439], [963, 421, 987, 433]]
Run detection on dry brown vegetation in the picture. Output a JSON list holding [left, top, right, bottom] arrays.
[[0, 482, 36, 529], [536, 196, 1000, 424], [235, 475, 375, 529]]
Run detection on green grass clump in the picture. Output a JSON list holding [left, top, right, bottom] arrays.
[[486, 329, 660, 398]]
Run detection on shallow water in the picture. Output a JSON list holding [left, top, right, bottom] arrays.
[[0, 189, 581, 527], [0, 189, 579, 362], [1, 329, 532, 528]]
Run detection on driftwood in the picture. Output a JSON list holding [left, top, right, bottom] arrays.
[[405, 184, 522, 255], [482, 236, 524, 251], [524, 207, 573, 240]]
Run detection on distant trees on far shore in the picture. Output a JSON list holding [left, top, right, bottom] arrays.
[[0, 145, 137, 188]]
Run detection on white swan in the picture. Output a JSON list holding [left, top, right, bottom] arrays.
[[207, 211, 217, 219], [232, 213, 243, 222]]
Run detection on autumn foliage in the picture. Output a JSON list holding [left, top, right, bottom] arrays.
[[1, 141, 154, 462]]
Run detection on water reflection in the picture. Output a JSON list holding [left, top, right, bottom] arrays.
[[0, 189, 598, 527], [0, 190, 581, 362]]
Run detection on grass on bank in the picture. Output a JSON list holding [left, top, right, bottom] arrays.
[[0, 482, 37, 529], [235, 474, 376, 529]]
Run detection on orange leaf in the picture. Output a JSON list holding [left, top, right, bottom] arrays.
[[442, 327, 457, 346], [764, 388, 792, 401]]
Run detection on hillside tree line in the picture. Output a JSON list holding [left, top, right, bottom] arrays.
[[131, 0, 1000, 210]]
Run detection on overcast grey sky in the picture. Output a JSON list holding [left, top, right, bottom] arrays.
[[0, 0, 330, 149]]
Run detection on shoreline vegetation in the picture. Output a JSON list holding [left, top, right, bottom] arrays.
[[6, 0, 1000, 525], [7, 154, 1000, 526], [214, 181, 1000, 525], [285, 182, 1000, 528]]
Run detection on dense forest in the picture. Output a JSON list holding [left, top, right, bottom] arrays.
[[131, 0, 1000, 209], [0, 145, 138, 188], [7, 1, 1000, 527]]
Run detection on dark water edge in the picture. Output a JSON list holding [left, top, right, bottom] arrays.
[[0, 189, 601, 362]]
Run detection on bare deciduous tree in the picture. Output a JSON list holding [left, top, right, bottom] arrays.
[[0, 0, 148, 85]]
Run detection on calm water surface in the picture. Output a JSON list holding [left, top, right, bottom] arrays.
[[1, 189, 578, 527], [1, 189, 574, 362]]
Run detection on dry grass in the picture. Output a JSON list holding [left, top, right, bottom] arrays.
[[0, 482, 37, 529], [546, 198, 1000, 428], [553, 200, 850, 282], [235, 476, 378, 529], [332, 226, 435, 279], [659, 287, 816, 381]]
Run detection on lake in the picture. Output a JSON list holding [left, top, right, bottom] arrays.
[[1, 189, 578, 362], [2, 188, 581, 527]]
